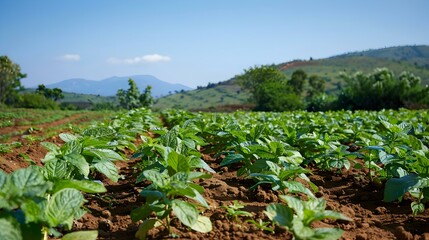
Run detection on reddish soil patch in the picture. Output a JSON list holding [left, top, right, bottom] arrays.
[[278, 60, 318, 71], [1, 133, 429, 239], [0, 113, 85, 143]]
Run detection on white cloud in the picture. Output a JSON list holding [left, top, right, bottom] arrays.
[[107, 54, 171, 64], [60, 54, 80, 61]]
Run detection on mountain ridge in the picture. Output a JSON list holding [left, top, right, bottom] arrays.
[[46, 75, 192, 98]]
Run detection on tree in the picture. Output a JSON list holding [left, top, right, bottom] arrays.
[[288, 69, 307, 95], [140, 85, 154, 108], [307, 75, 325, 98], [236, 65, 287, 103], [36, 84, 64, 101], [0, 56, 26, 104], [236, 65, 303, 111], [116, 79, 154, 109]]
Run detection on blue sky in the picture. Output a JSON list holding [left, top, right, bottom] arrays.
[[1, 0, 428, 88]]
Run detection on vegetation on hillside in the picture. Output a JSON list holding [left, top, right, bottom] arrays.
[[117, 79, 154, 110]]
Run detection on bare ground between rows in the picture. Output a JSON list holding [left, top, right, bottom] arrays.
[[1, 140, 429, 240], [0, 113, 85, 143]]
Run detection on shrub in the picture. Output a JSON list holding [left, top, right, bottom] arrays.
[[13, 93, 59, 109]]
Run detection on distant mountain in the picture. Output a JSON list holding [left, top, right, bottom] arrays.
[[46, 75, 192, 97]]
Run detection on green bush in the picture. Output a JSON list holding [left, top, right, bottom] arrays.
[[14, 93, 59, 109], [337, 68, 429, 110]]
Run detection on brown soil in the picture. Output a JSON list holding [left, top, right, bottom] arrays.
[[1, 121, 429, 240], [0, 113, 85, 143]]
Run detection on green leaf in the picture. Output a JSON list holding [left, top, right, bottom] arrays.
[[59, 133, 78, 143], [83, 148, 123, 161], [52, 179, 107, 194], [189, 187, 209, 208], [0, 216, 23, 240], [46, 188, 84, 227], [411, 201, 425, 215], [62, 140, 82, 155], [220, 154, 245, 166], [284, 181, 314, 197], [312, 227, 344, 240], [131, 205, 154, 222], [143, 170, 168, 188], [167, 151, 190, 173], [92, 159, 119, 182], [280, 195, 304, 220], [291, 218, 315, 239], [0, 170, 7, 190], [190, 215, 212, 233], [140, 190, 165, 202], [41, 142, 60, 153], [384, 174, 420, 202], [62, 230, 98, 240], [135, 218, 158, 240], [82, 127, 116, 138], [172, 199, 198, 227], [311, 210, 351, 223], [21, 199, 44, 223], [43, 160, 69, 180], [264, 203, 293, 227], [64, 153, 90, 177], [11, 166, 50, 198]]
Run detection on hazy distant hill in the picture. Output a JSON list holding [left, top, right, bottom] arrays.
[[46, 75, 191, 97], [331, 45, 429, 68], [154, 45, 429, 110]]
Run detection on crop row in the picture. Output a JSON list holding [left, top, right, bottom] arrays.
[[1, 108, 428, 240]]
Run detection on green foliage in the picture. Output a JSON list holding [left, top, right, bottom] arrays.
[[140, 85, 154, 108], [0, 166, 104, 239], [0, 56, 26, 105], [289, 69, 307, 95], [236, 65, 304, 111], [337, 68, 429, 110], [221, 200, 253, 222], [117, 79, 154, 109], [265, 195, 351, 240], [36, 84, 64, 101], [13, 93, 59, 109]]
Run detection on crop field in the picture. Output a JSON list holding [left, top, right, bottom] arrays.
[[0, 109, 115, 143], [1, 108, 428, 240]]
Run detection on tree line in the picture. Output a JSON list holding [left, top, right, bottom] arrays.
[[0, 56, 154, 110], [1, 55, 428, 111], [236, 65, 429, 111]]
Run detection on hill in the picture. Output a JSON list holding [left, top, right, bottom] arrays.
[[279, 55, 429, 93], [46, 75, 191, 97], [331, 45, 429, 68], [154, 45, 429, 110], [153, 80, 251, 111]]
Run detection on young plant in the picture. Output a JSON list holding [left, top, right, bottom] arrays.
[[131, 169, 212, 239], [264, 195, 351, 240], [221, 200, 253, 222], [0, 166, 104, 240], [246, 219, 275, 233], [132, 150, 214, 239]]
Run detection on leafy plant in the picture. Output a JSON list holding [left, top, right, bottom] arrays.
[[264, 195, 351, 240], [0, 166, 105, 240], [246, 219, 275, 233], [221, 200, 253, 222], [131, 169, 212, 239]]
